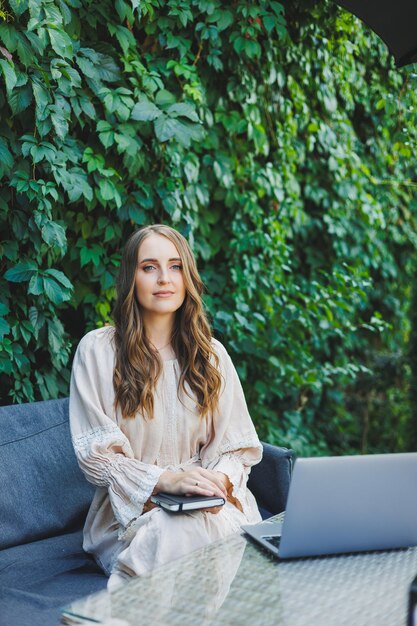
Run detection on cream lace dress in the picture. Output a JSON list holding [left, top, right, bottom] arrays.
[[69, 327, 262, 586]]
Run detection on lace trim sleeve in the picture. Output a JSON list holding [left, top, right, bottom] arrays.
[[72, 425, 164, 529]]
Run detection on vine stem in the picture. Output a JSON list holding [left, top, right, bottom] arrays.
[[193, 41, 203, 66]]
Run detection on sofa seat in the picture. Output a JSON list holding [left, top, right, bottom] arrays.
[[0, 529, 106, 626]]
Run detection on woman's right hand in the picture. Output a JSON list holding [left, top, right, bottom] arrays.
[[154, 467, 227, 500]]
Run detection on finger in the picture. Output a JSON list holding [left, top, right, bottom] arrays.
[[204, 473, 228, 497], [189, 482, 222, 497], [193, 470, 228, 497], [185, 478, 225, 499]]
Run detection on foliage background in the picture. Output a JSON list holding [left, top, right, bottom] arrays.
[[1, 0, 417, 456]]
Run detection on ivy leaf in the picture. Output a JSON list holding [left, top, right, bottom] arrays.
[[44, 268, 73, 289], [98, 178, 122, 207], [16, 32, 33, 66], [163, 117, 204, 147], [43, 275, 71, 304], [76, 55, 96, 78], [47, 28, 74, 59], [79, 48, 120, 82], [28, 274, 44, 295], [154, 115, 178, 142], [28, 306, 45, 338], [8, 0, 29, 16], [0, 59, 17, 93], [4, 261, 38, 282], [128, 205, 146, 224], [32, 80, 50, 117], [97, 120, 115, 148], [108, 24, 136, 56], [155, 89, 176, 108], [0, 317, 10, 339], [0, 137, 14, 170], [41, 221, 67, 250], [47, 317, 65, 354], [50, 104, 69, 140], [167, 102, 199, 122], [57, 167, 93, 202], [79, 93, 96, 118], [131, 101, 162, 121], [95, 53, 120, 82], [8, 83, 33, 114]]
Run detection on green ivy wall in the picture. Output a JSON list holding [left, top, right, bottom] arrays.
[[1, 0, 417, 455]]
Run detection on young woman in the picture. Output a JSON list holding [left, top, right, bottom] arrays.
[[69, 224, 262, 589]]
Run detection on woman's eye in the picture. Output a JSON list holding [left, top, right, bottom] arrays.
[[171, 264, 182, 271], [143, 265, 156, 272]]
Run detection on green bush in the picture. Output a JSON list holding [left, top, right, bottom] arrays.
[[1, 0, 416, 455]]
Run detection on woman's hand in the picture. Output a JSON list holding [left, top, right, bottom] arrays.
[[154, 467, 228, 502]]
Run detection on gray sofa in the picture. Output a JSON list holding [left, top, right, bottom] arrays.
[[0, 398, 293, 626]]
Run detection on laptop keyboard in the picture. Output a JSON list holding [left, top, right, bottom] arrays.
[[262, 535, 281, 549]]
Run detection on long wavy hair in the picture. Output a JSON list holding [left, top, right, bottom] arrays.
[[112, 224, 222, 420]]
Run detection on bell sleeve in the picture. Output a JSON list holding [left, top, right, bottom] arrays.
[[69, 330, 164, 530], [200, 340, 263, 516]]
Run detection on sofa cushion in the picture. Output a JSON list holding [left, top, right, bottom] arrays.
[[0, 398, 94, 550], [0, 529, 107, 626], [248, 442, 293, 517]]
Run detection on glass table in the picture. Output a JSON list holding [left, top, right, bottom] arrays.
[[62, 517, 417, 626]]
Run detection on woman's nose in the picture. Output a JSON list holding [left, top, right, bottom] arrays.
[[157, 269, 169, 284]]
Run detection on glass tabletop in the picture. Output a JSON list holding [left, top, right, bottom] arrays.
[[62, 521, 417, 626]]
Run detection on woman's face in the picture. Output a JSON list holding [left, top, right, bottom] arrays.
[[135, 233, 186, 319]]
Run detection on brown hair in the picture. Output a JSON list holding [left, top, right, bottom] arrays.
[[112, 224, 222, 419]]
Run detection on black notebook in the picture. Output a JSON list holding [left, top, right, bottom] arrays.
[[150, 492, 225, 512]]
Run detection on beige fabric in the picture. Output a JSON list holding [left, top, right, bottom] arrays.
[[69, 327, 262, 581]]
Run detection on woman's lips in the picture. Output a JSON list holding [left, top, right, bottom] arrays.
[[153, 291, 174, 297]]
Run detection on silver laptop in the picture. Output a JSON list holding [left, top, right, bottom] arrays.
[[242, 452, 417, 558]]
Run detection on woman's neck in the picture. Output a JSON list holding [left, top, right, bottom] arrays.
[[142, 313, 174, 351]]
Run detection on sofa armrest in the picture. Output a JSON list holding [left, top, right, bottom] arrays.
[[247, 442, 294, 518]]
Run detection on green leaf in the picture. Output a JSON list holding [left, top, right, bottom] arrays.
[[47, 28, 74, 59], [76, 55, 96, 78], [128, 205, 146, 224], [8, 0, 29, 16], [28, 306, 45, 335], [28, 274, 44, 295], [16, 32, 34, 66], [43, 276, 71, 304], [57, 167, 93, 202], [8, 84, 33, 114], [0, 59, 17, 93], [95, 53, 120, 82], [4, 261, 38, 282], [154, 117, 204, 147], [155, 89, 176, 108], [50, 105, 69, 140], [0, 317, 10, 339], [32, 80, 50, 116], [0, 137, 14, 170], [47, 317, 65, 353], [1, 241, 18, 262], [167, 102, 199, 122], [79, 94, 96, 118], [97, 120, 115, 148], [208, 9, 234, 31], [44, 268, 73, 289], [154, 115, 178, 142], [109, 24, 136, 56], [41, 221, 67, 249], [98, 178, 121, 207], [131, 101, 162, 121]]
